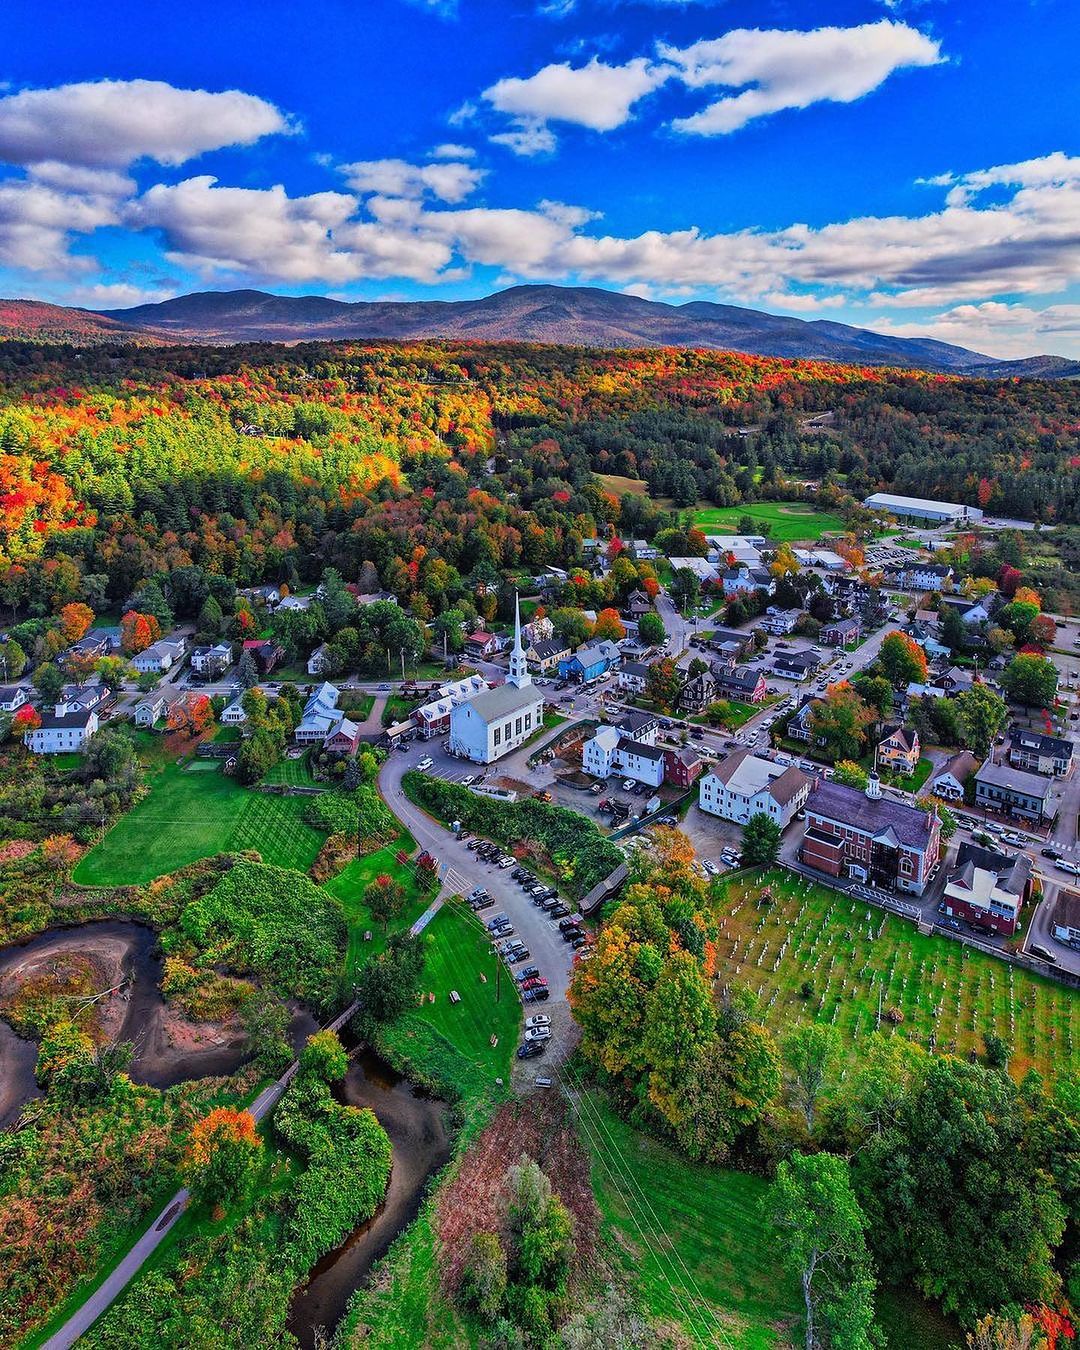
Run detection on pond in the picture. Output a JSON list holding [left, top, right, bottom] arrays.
[[286, 1046, 451, 1350]]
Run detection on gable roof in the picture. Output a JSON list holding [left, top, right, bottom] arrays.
[[1011, 727, 1073, 760], [975, 761, 1052, 800], [463, 682, 543, 722]]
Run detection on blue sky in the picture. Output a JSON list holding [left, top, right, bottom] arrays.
[[0, 0, 1077, 356]]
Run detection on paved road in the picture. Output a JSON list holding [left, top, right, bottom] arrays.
[[39, 993, 365, 1350]]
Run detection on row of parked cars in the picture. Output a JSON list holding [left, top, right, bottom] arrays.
[[460, 832, 595, 1062]]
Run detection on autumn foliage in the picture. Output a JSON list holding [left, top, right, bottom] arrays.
[[120, 609, 160, 655]]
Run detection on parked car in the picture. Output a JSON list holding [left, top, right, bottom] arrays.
[[561, 926, 583, 942], [525, 1014, 551, 1029], [1041, 847, 1062, 860], [517, 1041, 546, 1059], [521, 977, 548, 992], [525, 1026, 552, 1042], [558, 918, 579, 931], [416, 756, 433, 771], [506, 948, 531, 963], [1032, 944, 1058, 963], [522, 987, 550, 1002], [514, 966, 540, 983], [570, 935, 589, 950], [549, 903, 571, 919]]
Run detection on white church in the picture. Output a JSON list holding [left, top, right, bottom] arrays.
[[449, 597, 545, 764]]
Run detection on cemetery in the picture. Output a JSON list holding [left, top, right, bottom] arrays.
[[715, 869, 1078, 1079]]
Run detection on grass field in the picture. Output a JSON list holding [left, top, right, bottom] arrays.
[[261, 750, 322, 788], [598, 473, 649, 497], [322, 830, 427, 977], [72, 762, 324, 885], [716, 869, 1079, 1079], [576, 1087, 960, 1350], [377, 902, 519, 1104], [692, 502, 847, 542]]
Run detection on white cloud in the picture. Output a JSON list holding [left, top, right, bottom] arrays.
[[430, 142, 475, 159], [0, 174, 125, 273], [489, 120, 558, 157], [868, 302, 1080, 360], [484, 56, 671, 137], [762, 290, 848, 312], [923, 150, 1080, 206], [129, 176, 454, 283], [0, 79, 293, 169], [340, 157, 485, 203], [64, 281, 177, 309], [661, 20, 943, 135]]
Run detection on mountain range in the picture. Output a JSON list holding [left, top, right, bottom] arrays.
[[1, 284, 1077, 379]]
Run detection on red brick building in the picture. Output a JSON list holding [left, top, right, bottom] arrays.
[[664, 745, 704, 789]]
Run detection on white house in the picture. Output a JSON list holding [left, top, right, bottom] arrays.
[[583, 725, 621, 779], [581, 713, 665, 787], [758, 608, 801, 635], [190, 642, 233, 676], [295, 682, 347, 744], [131, 636, 187, 674], [134, 690, 170, 728], [307, 643, 333, 676], [449, 599, 544, 764], [698, 749, 811, 827], [55, 684, 110, 717], [415, 674, 491, 739], [27, 708, 98, 754], [221, 700, 248, 726], [0, 685, 28, 713], [617, 661, 651, 695]]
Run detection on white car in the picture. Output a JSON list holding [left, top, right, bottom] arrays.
[[1056, 860, 1080, 876], [416, 756, 433, 771], [525, 1025, 552, 1042], [525, 1014, 551, 1029]]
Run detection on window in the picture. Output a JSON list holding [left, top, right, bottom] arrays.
[[515, 717, 522, 736], [493, 726, 501, 747]]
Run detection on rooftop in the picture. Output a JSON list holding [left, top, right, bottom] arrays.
[[462, 681, 543, 722], [806, 780, 936, 850], [975, 761, 1052, 800], [864, 492, 975, 515], [707, 749, 810, 805]]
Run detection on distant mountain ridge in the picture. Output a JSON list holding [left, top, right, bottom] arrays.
[[1, 284, 1076, 378]]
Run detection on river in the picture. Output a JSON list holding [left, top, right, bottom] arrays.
[[0, 919, 317, 1128], [286, 1047, 451, 1350]]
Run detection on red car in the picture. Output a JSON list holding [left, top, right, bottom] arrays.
[[521, 977, 548, 992]]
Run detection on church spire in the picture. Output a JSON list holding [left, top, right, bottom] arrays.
[[508, 591, 530, 689]]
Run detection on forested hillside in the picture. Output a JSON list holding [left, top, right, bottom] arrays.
[[0, 339, 1078, 617]]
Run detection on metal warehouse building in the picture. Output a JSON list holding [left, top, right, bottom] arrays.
[[863, 492, 984, 525]]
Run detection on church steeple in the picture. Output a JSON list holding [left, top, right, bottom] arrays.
[[508, 591, 531, 689]]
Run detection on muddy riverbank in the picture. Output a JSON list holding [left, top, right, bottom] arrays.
[[0, 920, 316, 1127]]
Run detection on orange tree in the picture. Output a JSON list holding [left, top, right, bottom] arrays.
[[120, 609, 161, 655], [182, 1107, 262, 1212], [878, 631, 928, 688]]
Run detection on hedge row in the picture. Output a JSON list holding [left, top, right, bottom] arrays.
[[403, 772, 621, 899]]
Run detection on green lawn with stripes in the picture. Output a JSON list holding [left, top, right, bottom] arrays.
[[692, 502, 846, 542], [72, 761, 324, 885], [322, 831, 427, 978], [261, 750, 322, 788]]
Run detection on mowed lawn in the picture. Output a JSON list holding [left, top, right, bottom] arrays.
[[717, 870, 1080, 1080], [578, 1089, 960, 1350], [379, 902, 519, 1103], [692, 502, 846, 542], [73, 762, 324, 886], [322, 830, 427, 977]]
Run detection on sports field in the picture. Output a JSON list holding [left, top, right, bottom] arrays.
[[692, 502, 846, 542], [717, 870, 1079, 1080], [576, 1087, 959, 1350], [72, 762, 324, 885]]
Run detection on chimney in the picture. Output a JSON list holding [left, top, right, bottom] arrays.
[[866, 772, 881, 800]]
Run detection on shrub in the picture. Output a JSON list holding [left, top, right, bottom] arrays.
[[173, 860, 346, 1011]]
